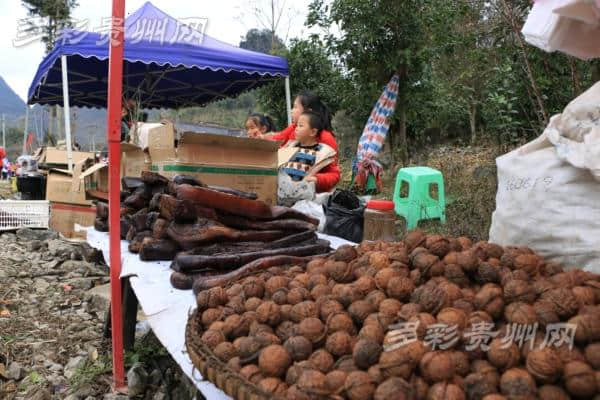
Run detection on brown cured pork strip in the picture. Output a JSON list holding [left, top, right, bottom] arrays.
[[176, 184, 318, 224], [191, 254, 328, 293], [166, 219, 288, 250], [174, 240, 331, 272], [217, 214, 317, 232]]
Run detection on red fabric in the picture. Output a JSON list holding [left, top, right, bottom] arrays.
[[270, 124, 340, 193]]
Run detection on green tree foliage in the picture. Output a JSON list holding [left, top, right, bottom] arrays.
[[255, 38, 348, 130], [22, 0, 78, 53], [240, 28, 285, 54]]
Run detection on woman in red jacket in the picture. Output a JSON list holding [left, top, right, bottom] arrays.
[[260, 92, 341, 193]]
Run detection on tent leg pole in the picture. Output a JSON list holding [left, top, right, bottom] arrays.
[[61, 55, 74, 172], [107, 0, 126, 392], [22, 106, 29, 155], [285, 77, 292, 126]]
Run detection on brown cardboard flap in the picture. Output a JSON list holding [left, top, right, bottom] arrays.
[[147, 123, 177, 161], [44, 148, 95, 165], [176, 133, 278, 167]]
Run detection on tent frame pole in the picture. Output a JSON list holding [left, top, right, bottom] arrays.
[[107, 0, 126, 392], [285, 76, 292, 125], [61, 55, 74, 172], [23, 106, 29, 155]]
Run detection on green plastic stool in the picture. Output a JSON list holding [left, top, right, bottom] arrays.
[[393, 166, 446, 229]]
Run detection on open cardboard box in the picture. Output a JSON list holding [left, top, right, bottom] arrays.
[[149, 127, 279, 204], [35, 147, 96, 168], [47, 159, 95, 206], [49, 202, 96, 240]]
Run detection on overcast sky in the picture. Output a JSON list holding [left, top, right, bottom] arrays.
[[0, 0, 317, 102]]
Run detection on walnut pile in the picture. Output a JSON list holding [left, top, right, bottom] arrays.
[[190, 232, 600, 399]]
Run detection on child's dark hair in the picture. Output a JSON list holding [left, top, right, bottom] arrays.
[[296, 91, 333, 133], [300, 111, 324, 137], [246, 113, 276, 132]]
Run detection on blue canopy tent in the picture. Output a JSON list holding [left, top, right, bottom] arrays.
[[27, 1, 291, 168]]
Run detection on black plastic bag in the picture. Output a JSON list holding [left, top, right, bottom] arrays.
[[324, 190, 365, 243]]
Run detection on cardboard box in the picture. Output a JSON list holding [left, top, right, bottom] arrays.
[[37, 147, 96, 167], [150, 131, 279, 204], [47, 159, 95, 206], [49, 202, 96, 240]]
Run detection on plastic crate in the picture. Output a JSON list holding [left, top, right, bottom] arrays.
[[0, 200, 50, 231]]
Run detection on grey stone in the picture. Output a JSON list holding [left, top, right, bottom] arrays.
[[47, 239, 75, 257], [26, 240, 43, 252], [127, 362, 148, 397], [63, 395, 79, 400], [102, 394, 129, 400], [64, 356, 86, 379], [148, 369, 162, 386], [33, 278, 50, 293], [17, 228, 58, 241], [7, 361, 22, 380], [74, 383, 95, 398], [151, 392, 166, 400]]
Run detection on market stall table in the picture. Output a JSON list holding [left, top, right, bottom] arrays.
[[84, 226, 353, 398]]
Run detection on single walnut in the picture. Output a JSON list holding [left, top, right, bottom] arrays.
[[291, 273, 310, 289], [296, 369, 329, 396], [275, 320, 297, 343], [325, 331, 353, 357], [249, 320, 274, 336], [284, 336, 312, 362], [369, 251, 391, 270], [201, 308, 223, 328], [238, 336, 263, 362], [334, 354, 359, 373], [366, 290, 388, 310], [480, 395, 506, 400], [326, 370, 348, 395], [353, 338, 382, 369], [412, 252, 440, 275], [349, 300, 375, 325], [244, 297, 262, 312], [271, 288, 289, 305], [327, 312, 357, 336], [307, 273, 328, 291], [568, 314, 600, 344], [319, 298, 344, 321], [537, 385, 570, 400], [504, 302, 537, 325], [503, 279, 536, 304], [240, 364, 263, 384], [476, 263, 501, 284], [584, 342, 600, 369], [290, 301, 318, 323], [404, 229, 426, 250], [354, 275, 377, 296], [201, 329, 226, 348], [533, 300, 560, 327], [374, 268, 402, 291], [378, 348, 415, 380], [487, 338, 521, 371], [379, 298, 403, 319], [197, 287, 228, 310], [437, 307, 468, 331], [563, 361, 597, 398], [445, 264, 470, 288], [258, 377, 288, 396], [214, 342, 237, 362], [285, 361, 312, 386], [386, 276, 415, 302], [513, 253, 541, 277], [308, 349, 334, 374], [374, 377, 412, 400], [255, 301, 281, 327], [332, 284, 361, 308], [419, 351, 455, 383], [306, 258, 327, 275], [540, 288, 580, 319], [407, 313, 437, 340], [265, 276, 290, 298], [297, 317, 325, 344], [243, 277, 265, 299], [258, 345, 291, 378], [450, 351, 471, 377], [572, 286, 597, 307], [345, 371, 376, 400], [526, 347, 563, 384], [427, 382, 466, 400], [499, 368, 537, 399], [456, 250, 479, 273], [473, 284, 505, 319], [359, 323, 385, 345], [425, 235, 451, 258], [464, 372, 499, 400], [331, 244, 358, 262]]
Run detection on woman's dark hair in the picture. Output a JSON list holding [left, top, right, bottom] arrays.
[[296, 91, 333, 133], [300, 111, 324, 137], [246, 113, 276, 132]]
